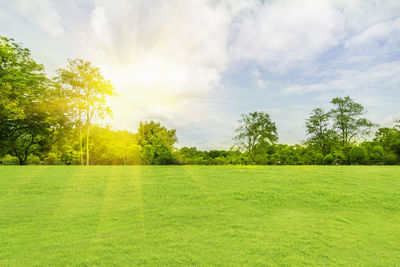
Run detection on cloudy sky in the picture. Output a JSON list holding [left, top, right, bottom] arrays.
[[1, 0, 399, 149]]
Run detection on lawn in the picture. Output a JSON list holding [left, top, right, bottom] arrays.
[[0, 166, 399, 266]]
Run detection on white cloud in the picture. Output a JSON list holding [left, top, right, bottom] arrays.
[[345, 17, 400, 48], [282, 61, 400, 95], [229, 0, 343, 71], [256, 79, 267, 89], [9, 0, 64, 36], [249, 67, 267, 88], [249, 67, 261, 77]]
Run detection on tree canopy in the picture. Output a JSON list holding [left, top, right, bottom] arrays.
[[234, 111, 278, 163], [305, 108, 338, 156], [0, 37, 65, 164], [56, 59, 115, 165]]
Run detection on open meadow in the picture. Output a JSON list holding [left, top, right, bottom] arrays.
[[0, 166, 399, 266]]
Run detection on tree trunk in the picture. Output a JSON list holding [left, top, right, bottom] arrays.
[[79, 125, 83, 166], [86, 123, 90, 165]]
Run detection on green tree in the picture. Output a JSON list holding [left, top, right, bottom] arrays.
[[330, 96, 374, 164], [56, 59, 115, 165], [305, 108, 337, 156], [373, 121, 400, 160], [137, 121, 177, 165], [0, 36, 64, 164], [234, 111, 278, 164], [330, 96, 374, 146]]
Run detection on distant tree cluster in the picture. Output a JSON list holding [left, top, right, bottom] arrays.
[[1, 36, 399, 165]]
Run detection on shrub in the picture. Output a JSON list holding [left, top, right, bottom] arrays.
[[350, 146, 367, 164], [372, 146, 384, 157], [267, 153, 279, 165], [384, 153, 398, 165], [334, 151, 346, 165], [0, 155, 19, 165], [370, 146, 384, 164], [44, 153, 58, 165], [61, 150, 80, 165], [27, 155, 41, 165], [315, 153, 324, 165], [324, 154, 334, 165]]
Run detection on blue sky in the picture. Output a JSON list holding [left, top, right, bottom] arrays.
[[1, 0, 399, 149]]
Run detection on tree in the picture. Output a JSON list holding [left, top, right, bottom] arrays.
[[330, 96, 374, 146], [56, 59, 115, 165], [330, 96, 374, 164], [234, 111, 278, 163], [137, 121, 177, 165], [0, 36, 64, 164], [373, 121, 400, 160], [305, 108, 338, 156]]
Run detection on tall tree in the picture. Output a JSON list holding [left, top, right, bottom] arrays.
[[305, 108, 337, 156], [234, 111, 278, 163], [330, 96, 374, 164], [56, 59, 115, 165], [330, 96, 374, 146], [0, 36, 64, 164]]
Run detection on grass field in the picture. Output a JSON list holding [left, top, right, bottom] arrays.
[[0, 166, 399, 266]]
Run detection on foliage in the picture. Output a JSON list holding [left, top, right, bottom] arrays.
[[315, 153, 324, 165], [369, 145, 384, 164], [44, 152, 59, 165], [330, 96, 374, 146], [305, 108, 338, 156], [350, 146, 368, 164], [60, 150, 80, 165], [56, 59, 115, 165], [373, 123, 400, 158], [137, 121, 177, 165], [234, 111, 278, 163], [0, 36, 65, 164], [0, 154, 19, 165], [324, 154, 334, 165], [26, 155, 41, 165], [384, 153, 398, 165]]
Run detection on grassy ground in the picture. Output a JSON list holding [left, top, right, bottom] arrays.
[[0, 166, 399, 266]]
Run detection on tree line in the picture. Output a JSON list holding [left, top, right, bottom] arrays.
[[1, 36, 399, 165]]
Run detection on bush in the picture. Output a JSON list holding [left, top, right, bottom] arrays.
[[315, 153, 324, 165], [43, 153, 59, 165], [61, 150, 80, 165], [0, 155, 19, 165], [370, 146, 384, 164], [372, 146, 384, 157], [350, 146, 367, 164], [384, 153, 398, 165], [27, 155, 41, 165], [334, 151, 346, 165], [324, 154, 334, 165]]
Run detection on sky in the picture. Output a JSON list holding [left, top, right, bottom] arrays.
[[0, 0, 399, 149]]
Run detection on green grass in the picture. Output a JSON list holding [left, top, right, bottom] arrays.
[[0, 166, 399, 266]]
